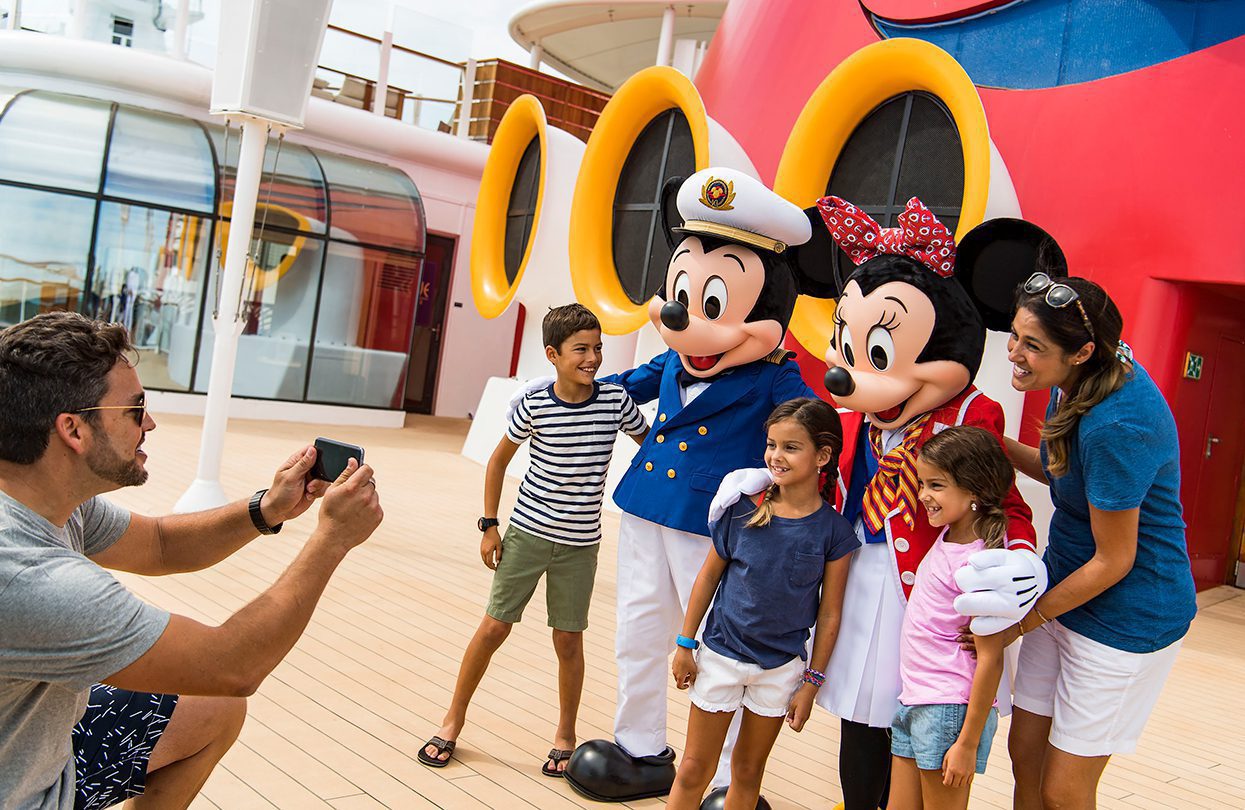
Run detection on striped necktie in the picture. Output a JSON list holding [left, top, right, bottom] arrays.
[[862, 414, 931, 533]]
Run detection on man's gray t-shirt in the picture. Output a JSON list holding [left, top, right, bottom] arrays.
[[0, 490, 170, 810]]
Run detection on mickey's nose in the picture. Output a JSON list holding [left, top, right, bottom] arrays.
[[824, 366, 855, 397], [660, 300, 690, 331]]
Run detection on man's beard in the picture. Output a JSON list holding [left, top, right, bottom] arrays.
[[86, 434, 148, 487]]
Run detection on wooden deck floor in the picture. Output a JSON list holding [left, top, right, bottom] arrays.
[[107, 413, 1245, 809]]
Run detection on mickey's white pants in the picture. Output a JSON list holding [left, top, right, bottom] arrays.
[[615, 512, 739, 788]]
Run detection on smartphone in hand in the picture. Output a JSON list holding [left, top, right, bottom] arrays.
[[311, 437, 365, 482]]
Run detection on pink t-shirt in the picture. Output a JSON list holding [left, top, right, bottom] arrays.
[[898, 532, 996, 707]]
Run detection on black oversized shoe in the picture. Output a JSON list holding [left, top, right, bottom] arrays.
[[563, 739, 677, 802], [698, 785, 772, 810]]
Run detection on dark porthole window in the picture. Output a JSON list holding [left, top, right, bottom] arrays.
[[503, 137, 541, 285], [612, 108, 696, 304], [825, 92, 963, 285]]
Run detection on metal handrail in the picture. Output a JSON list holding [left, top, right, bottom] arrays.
[[325, 24, 465, 72]]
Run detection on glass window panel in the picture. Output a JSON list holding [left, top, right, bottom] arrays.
[[87, 203, 212, 392], [0, 186, 95, 326], [193, 235, 325, 401], [824, 95, 907, 209], [306, 242, 418, 408], [317, 150, 425, 252], [104, 107, 215, 212], [895, 94, 964, 210], [208, 126, 328, 233], [0, 91, 111, 192]]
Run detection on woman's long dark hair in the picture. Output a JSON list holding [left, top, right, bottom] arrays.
[[747, 397, 843, 528], [1014, 276, 1128, 477]]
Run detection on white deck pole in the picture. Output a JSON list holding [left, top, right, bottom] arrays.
[[529, 42, 543, 70], [375, 5, 394, 116], [174, 116, 269, 512], [655, 5, 675, 67], [456, 58, 476, 139], [173, 0, 190, 60], [5, 0, 18, 30]]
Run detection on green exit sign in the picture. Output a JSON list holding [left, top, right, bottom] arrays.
[[1183, 352, 1204, 380]]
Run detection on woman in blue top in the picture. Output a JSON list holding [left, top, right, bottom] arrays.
[[668, 398, 858, 810], [998, 272, 1196, 810]]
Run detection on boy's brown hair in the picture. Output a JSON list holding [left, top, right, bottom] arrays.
[[542, 304, 601, 351]]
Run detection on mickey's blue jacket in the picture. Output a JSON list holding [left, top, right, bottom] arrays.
[[604, 349, 815, 537]]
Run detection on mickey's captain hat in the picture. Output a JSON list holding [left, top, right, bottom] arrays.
[[674, 167, 812, 254]]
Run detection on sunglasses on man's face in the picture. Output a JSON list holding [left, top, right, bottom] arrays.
[[72, 398, 148, 426], [1022, 272, 1096, 342]]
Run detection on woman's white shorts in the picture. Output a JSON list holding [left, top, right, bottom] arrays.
[[689, 645, 804, 718], [1013, 620, 1181, 757]]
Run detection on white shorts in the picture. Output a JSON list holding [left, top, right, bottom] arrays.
[[689, 645, 804, 718], [1013, 620, 1182, 757]]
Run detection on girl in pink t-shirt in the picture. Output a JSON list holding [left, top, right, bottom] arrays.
[[890, 426, 1015, 810]]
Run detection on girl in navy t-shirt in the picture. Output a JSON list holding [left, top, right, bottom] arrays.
[[667, 398, 858, 810]]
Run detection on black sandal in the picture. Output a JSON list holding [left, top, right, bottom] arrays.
[[542, 747, 574, 778], [418, 736, 456, 768]]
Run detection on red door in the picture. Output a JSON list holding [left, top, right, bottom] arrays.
[[1186, 335, 1245, 589]]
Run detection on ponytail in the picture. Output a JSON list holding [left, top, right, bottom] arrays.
[[745, 398, 843, 529], [919, 427, 1014, 547]]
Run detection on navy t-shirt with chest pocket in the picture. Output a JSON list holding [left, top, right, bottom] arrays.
[[703, 499, 859, 669]]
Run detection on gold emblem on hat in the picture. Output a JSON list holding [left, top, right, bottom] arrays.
[[699, 177, 735, 211]]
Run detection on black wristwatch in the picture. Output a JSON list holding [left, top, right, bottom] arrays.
[[478, 516, 499, 532], [249, 489, 283, 535]]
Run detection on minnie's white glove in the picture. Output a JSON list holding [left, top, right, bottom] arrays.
[[708, 468, 774, 524], [953, 547, 1048, 636], [505, 376, 555, 420]]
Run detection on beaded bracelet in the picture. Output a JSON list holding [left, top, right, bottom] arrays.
[[802, 668, 826, 688]]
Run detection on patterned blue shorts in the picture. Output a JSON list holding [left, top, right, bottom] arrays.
[[72, 684, 179, 810]]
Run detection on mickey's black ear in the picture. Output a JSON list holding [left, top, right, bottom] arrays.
[[789, 205, 844, 299], [659, 175, 685, 251], [955, 218, 1067, 332]]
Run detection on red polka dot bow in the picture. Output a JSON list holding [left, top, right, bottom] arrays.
[[816, 195, 957, 277]]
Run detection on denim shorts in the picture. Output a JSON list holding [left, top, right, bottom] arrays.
[[890, 703, 998, 773]]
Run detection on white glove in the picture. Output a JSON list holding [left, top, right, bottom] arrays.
[[506, 376, 554, 421], [708, 468, 773, 524], [953, 547, 1048, 636]]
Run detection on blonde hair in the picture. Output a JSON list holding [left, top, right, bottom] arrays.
[[1014, 276, 1128, 477], [746, 398, 843, 529], [917, 426, 1014, 548]]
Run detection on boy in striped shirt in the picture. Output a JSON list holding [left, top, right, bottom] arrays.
[[420, 304, 648, 777]]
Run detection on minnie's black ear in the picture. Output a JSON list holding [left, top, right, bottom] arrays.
[[955, 218, 1067, 332], [659, 175, 685, 251], [789, 205, 844, 300]]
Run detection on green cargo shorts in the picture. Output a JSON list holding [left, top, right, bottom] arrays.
[[485, 525, 599, 632]]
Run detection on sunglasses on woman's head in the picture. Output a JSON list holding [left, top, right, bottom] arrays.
[[1022, 272, 1096, 342]]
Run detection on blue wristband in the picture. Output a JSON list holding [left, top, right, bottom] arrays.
[[675, 635, 699, 650]]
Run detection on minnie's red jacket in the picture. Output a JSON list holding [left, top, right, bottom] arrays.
[[834, 386, 1037, 602]]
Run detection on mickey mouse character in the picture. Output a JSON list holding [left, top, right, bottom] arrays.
[[563, 168, 836, 808], [712, 195, 1051, 810]]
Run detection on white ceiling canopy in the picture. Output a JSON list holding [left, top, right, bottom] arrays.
[[509, 1, 727, 92]]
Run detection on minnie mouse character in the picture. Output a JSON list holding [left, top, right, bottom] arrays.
[[563, 168, 837, 808], [712, 195, 1051, 809]]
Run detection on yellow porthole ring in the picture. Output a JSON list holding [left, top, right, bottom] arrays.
[[569, 66, 711, 335], [218, 201, 309, 294], [774, 37, 992, 362], [470, 94, 548, 319]]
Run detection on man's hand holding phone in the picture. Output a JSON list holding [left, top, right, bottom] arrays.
[[315, 457, 384, 555]]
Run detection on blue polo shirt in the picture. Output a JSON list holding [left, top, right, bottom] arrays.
[[703, 499, 859, 669], [1042, 362, 1196, 653]]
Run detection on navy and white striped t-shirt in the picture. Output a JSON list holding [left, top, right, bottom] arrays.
[[507, 381, 646, 545]]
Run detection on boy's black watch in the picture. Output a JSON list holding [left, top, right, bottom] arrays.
[[478, 517, 499, 532]]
